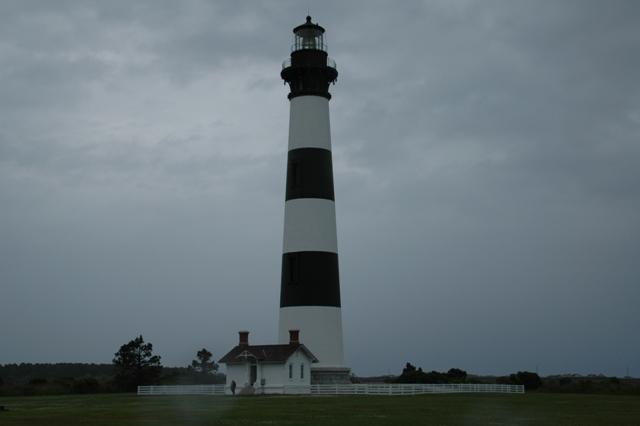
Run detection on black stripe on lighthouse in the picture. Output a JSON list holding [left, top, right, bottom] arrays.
[[280, 251, 341, 307], [286, 148, 335, 201]]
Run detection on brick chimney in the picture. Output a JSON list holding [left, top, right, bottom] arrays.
[[239, 330, 249, 346], [289, 329, 300, 345]]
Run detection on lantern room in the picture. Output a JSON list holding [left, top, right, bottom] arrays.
[[281, 16, 338, 100], [292, 16, 326, 52]]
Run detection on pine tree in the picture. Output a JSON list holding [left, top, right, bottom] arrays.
[[112, 335, 162, 391], [190, 348, 218, 375]]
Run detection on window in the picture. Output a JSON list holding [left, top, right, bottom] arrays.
[[289, 363, 293, 379], [288, 254, 299, 286], [289, 162, 300, 190], [292, 162, 300, 188], [300, 364, 304, 379]]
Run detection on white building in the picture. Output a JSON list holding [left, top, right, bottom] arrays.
[[219, 330, 318, 394]]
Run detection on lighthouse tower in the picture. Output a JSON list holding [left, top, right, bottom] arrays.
[[278, 16, 349, 383]]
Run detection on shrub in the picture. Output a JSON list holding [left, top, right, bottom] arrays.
[[510, 371, 542, 390]]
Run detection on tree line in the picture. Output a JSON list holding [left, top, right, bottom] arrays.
[[384, 362, 640, 394], [3, 344, 639, 396], [0, 335, 223, 396]]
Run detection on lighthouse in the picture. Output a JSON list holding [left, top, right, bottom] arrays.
[[278, 16, 349, 383]]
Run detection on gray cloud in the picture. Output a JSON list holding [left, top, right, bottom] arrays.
[[1, 0, 638, 377]]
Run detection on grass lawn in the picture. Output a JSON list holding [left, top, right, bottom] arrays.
[[1, 392, 639, 425]]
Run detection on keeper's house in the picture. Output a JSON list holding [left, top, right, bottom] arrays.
[[219, 330, 318, 394]]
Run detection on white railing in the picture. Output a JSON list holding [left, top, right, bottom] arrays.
[[310, 383, 524, 395], [138, 383, 523, 396], [138, 385, 225, 395]]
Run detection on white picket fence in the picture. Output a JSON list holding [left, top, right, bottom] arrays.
[[138, 383, 524, 396], [310, 383, 523, 395], [137, 385, 226, 395]]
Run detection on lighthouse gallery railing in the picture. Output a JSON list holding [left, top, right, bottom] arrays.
[[282, 57, 336, 70]]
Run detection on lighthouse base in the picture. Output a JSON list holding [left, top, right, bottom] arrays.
[[311, 367, 351, 384]]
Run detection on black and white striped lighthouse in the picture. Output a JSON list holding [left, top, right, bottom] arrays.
[[278, 16, 349, 383]]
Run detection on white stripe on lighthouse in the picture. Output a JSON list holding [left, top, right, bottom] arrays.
[[288, 96, 332, 151], [279, 306, 344, 368], [283, 198, 338, 254]]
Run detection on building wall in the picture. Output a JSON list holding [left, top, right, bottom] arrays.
[[283, 198, 337, 253], [288, 96, 331, 150], [279, 93, 345, 371], [284, 348, 312, 386], [279, 306, 344, 368], [259, 363, 284, 388], [225, 364, 249, 390], [223, 348, 313, 394]]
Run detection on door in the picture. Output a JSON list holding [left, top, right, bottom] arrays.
[[250, 363, 257, 386]]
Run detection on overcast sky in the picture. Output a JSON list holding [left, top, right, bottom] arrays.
[[1, 0, 639, 377]]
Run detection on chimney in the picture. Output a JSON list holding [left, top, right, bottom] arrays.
[[289, 329, 300, 345], [238, 330, 249, 346]]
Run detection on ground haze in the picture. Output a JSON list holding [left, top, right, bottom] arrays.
[[1, 393, 639, 425]]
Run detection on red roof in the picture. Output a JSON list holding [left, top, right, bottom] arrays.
[[218, 344, 318, 364]]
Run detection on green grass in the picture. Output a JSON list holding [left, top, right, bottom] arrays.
[[1, 392, 639, 425]]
